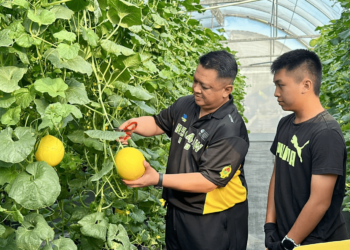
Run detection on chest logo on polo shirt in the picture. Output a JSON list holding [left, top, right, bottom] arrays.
[[182, 114, 187, 122], [290, 135, 309, 163], [174, 123, 203, 152], [220, 165, 232, 178], [198, 129, 209, 141]]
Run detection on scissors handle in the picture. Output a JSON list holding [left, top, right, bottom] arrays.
[[116, 122, 137, 141]]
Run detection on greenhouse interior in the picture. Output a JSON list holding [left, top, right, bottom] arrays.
[[0, 0, 349, 250]]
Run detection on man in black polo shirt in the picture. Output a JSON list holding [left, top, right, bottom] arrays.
[[119, 51, 249, 250], [265, 49, 348, 250]]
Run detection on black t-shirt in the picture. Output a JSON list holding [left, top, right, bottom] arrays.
[[154, 95, 249, 214], [270, 110, 346, 242]]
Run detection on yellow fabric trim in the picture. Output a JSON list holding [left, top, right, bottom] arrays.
[[203, 169, 247, 214]]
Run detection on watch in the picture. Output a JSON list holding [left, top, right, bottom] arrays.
[[154, 173, 163, 188], [281, 235, 300, 250]]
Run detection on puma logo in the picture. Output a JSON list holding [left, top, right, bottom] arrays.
[[290, 135, 309, 163]]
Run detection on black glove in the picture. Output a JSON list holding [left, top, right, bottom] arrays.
[[270, 241, 284, 250], [264, 223, 281, 249]]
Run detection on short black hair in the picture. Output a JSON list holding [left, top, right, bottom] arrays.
[[199, 50, 238, 83], [271, 49, 322, 95]]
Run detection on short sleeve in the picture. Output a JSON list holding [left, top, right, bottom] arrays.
[[270, 119, 283, 155], [153, 100, 179, 138], [270, 133, 278, 156], [199, 137, 249, 187], [311, 129, 345, 176]]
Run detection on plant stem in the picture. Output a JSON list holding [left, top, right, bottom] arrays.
[[106, 20, 122, 41]]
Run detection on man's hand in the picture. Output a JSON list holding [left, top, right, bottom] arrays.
[[117, 119, 138, 145], [264, 223, 280, 249], [123, 160, 159, 188], [267, 241, 283, 250]]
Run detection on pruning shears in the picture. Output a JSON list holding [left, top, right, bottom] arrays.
[[114, 122, 138, 141]]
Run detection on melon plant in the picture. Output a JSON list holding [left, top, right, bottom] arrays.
[[311, 0, 350, 214], [0, 0, 247, 249]]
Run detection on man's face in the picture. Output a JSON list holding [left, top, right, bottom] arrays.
[[192, 64, 231, 110], [273, 68, 304, 111]]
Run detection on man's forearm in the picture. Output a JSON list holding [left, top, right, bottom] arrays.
[[132, 116, 164, 136], [287, 199, 330, 244], [163, 173, 217, 193], [266, 161, 277, 223]]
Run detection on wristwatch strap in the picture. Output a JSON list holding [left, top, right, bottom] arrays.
[[282, 235, 300, 250], [155, 173, 163, 187]]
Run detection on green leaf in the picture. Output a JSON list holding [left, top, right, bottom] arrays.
[[339, 29, 350, 40], [107, 94, 131, 107], [309, 38, 318, 47], [53, 30, 76, 42], [16, 33, 34, 48], [9, 161, 61, 210], [8, 21, 26, 39], [45, 49, 92, 76], [14, 87, 35, 109], [159, 69, 173, 79], [132, 100, 156, 114], [128, 25, 142, 33], [130, 33, 147, 45], [0, 225, 5, 236], [130, 208, 146, 223], [65, 78, 90, 104], [89, 161, 113, 182], [13, 0, 29, 9], [84, 130, 125, 141], [27, 9, 56, 26], [82, 28, 99, 47], [67, 130, 103, 151], [34, 98, 49, 116], [9, 44, 30, 64], [80, 237, 104, 250], [16, 214, 54, 250], [143, 60, 158, 73], [151, 14, 167, 26], [123, 54, 141, 68], [0, 93, 16, 108], [39, 103, 82, 130], [0, 66, 27, 93], [57, 43, 80, 60], [78, 213, 108, 240], [107, 224, 132, 250], [0, 168, 18, 187], [101, 40, 135, 56], [107, 0, 142, 28], [66, 0, 89, 12], [50, 5, 74, 20], [34, 77, 68, 98], [115, 82, 153, 101], [52, 237, 77, 250], [0, 29, 13, 47], [1, 106, 21, 125]]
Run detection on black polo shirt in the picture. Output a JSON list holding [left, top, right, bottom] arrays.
[[270, 111, 346, 242], [153, 95, 249, 214]]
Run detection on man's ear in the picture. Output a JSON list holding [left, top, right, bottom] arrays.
[[301, 78, 312, 94], [223, 84, 233, 97]]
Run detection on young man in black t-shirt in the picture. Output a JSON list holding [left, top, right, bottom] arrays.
[[118, 51, 249, 250], [265, 49, 348, 250]]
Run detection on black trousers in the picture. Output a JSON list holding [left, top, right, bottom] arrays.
[[165, 200, 248, 250]]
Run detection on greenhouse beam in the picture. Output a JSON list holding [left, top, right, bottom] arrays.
[[225, 34, 319, 42]]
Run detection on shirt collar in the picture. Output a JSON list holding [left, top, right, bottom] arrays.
[[211, 94, 235, 119], [195, 94, 235, 120]]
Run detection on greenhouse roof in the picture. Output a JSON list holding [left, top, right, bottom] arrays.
[[194, 0, 342, 48]]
